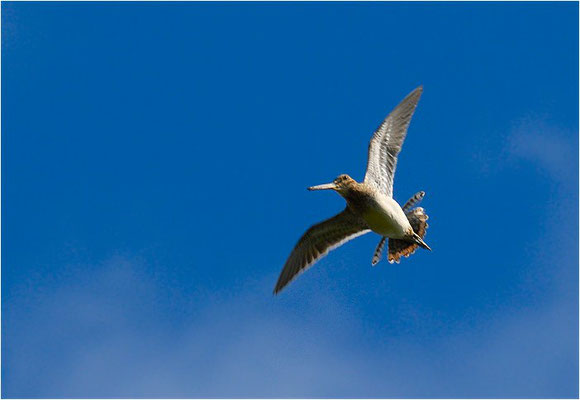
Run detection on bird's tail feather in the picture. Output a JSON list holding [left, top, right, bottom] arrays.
[[388, 207, 429, 263]]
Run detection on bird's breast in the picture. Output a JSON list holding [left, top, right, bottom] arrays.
[[360, 196, 410, 238]]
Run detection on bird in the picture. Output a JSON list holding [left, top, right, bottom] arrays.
[[273, 86, 430, 295]]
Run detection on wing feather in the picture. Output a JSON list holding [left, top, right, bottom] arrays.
[[274, 208, 370, 294], [364, 86, 423, 197]]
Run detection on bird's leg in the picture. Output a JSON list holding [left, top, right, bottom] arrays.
[[371, 236, 387, 266], [402, 191, 425, 213]]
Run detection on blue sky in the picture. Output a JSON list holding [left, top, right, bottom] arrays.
[[2, 2, 578, 398]]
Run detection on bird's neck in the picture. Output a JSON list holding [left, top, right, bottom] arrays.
[[340, 182, 371, 212]]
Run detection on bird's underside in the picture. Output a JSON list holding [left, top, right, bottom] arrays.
[[371, 191, 429, 266], [274, 86, 430, 294]]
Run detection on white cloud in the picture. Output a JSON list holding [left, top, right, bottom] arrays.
[[4, 244, 577, 397], [507, 117, 576, 182]]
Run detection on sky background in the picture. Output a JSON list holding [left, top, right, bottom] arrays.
[[2, 2, 578, 398]]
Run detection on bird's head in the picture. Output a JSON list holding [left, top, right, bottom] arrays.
[[308, 174, 357, 195]]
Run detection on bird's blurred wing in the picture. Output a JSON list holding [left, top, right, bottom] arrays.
[[364, 86, 423, 197], [274, 208, 370, 294]]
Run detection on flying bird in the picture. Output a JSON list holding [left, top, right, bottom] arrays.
[[274, 86, 430, 294]]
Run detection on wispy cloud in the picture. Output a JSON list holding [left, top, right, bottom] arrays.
[[507, 117, 577, 182], [471, 115, 577, 187], [4, 244, 577, 398]]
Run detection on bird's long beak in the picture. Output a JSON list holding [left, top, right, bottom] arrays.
[[308, 182, 337, 191]]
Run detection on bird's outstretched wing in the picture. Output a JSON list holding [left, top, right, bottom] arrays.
[[363, 86, 423, 197], [274, 208, 370, 294]]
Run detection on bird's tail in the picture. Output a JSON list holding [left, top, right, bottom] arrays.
[[388, 207, 430, 263]]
